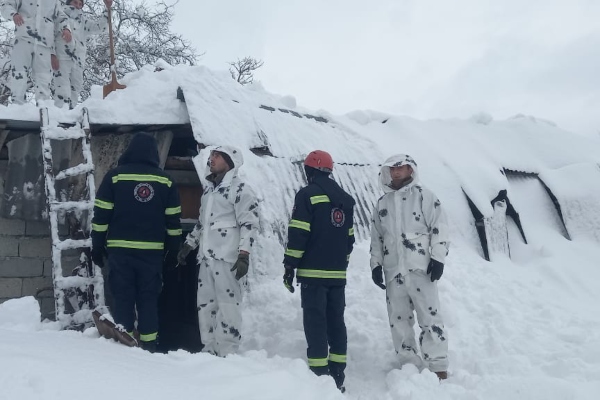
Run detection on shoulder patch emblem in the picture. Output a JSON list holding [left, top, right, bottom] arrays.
[[134, 183, 155, 202], [331, 207, 345, 227]]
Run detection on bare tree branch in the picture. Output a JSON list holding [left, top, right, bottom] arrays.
[[229, 57, 264, 85], [0, 0, 201, 103]]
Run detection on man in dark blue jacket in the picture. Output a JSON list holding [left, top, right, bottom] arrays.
[[91, 133, 181, 352], [283, 150, 355, 392]]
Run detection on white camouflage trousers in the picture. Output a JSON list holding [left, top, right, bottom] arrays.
[[386, 270, 449, 372], [197, 257, 243, 357], [53, 58, 83, 108], [9, 41, 52, 104]]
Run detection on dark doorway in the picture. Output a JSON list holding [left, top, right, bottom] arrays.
[[158, 240, 202, 353]]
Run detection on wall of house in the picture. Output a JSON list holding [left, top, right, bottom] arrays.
[[0, 129, 180, 320], [0, 217, 55, 318], [0, 133, 55, 319]]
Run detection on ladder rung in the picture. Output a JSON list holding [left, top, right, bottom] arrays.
[[55, 275, 103, 290], [55, 163, 94, 180], [43, 128, 87, 140], [55, 238, 92, 251], [50, 201, 94, 212]]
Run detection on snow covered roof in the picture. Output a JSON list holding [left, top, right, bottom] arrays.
[[1, 63, 599, 241]]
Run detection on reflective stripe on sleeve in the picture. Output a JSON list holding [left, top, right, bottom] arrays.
[[94, 199, 114, 210], [289, 219, 311, 232], [310, 195, 330, 205], [284, 248, 305, 258], [165, 206, 181, 215], [92, 223, 108, 232]]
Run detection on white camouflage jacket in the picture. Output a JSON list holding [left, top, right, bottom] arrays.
[[0, 0, 69, 50], [185, 145, 259, 263], [54, 5, 108, 67], [370, 154, 450, 282]]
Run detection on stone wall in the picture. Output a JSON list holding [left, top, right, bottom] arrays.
[[0, 217, 55, 319], [0, 130, 175, 320]]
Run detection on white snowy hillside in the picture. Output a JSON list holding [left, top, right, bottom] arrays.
[[2, 63, 600, 399]]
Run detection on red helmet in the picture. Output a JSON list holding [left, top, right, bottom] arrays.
[[304, 150, 333, 172]]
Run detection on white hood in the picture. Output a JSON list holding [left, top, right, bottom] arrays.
[[204, 144, 244, 184], [379, 154, 420, 194]]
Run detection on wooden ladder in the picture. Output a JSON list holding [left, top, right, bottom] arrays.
[[39, 107, 106, 329]]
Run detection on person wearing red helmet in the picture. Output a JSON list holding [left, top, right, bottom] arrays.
[[283, 150, 356, 392]]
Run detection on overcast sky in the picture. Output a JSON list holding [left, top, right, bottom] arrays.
[[168, 0, 600, 137]]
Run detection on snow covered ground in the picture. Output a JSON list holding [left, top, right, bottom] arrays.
[[2, 232, 600, 399], [2, 64, 600, 399]]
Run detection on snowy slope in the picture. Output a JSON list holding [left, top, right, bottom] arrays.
[[2, 64, 600, 399]]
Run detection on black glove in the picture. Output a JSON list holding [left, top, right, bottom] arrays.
[[91, 247, 106, 268], [427, 259, 444, 282], [177, 242, 194, 266], [372, 265, 386, 290], [283, 265, 295, 293], [231, 252, 250, 280]]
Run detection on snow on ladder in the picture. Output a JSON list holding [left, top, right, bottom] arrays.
[[39, 107, 106, 329]]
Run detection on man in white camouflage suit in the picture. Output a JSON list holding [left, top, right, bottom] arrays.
[[370, 154, 451, 380], [177, 145, 259, 357], [53, 0, 112, 108], [0, 0, 71, 104]]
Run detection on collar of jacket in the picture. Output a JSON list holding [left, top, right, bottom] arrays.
[[207, 168, 236, 189], [387, 178, 419, 194]]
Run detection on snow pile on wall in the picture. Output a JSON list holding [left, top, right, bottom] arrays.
[[0, 296, 41, 332]]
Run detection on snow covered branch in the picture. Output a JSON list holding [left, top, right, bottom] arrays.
[[229, 57, 264, 85]]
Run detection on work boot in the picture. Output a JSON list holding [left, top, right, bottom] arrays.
[[140, 340, 157, 353], [435, 371, 448, 380], [330, 368, 345, 393]]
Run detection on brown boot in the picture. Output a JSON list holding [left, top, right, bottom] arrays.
[[435, 371, 448, 380]]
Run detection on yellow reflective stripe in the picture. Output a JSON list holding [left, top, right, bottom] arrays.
[[284, 248, 305, 258], [310, 195, 330, 205], [349, 227, 354, 236], [92, 223, 108, 232], [140, 332, 157, 342], [107, 240, 164, 250], [329, 353, 347, 363], [297, 269, 347, 279], [308, 357, 329, 367], [165, 206, 181, 215], [94, 199, 114, 210], [167, 228, 182, 236], [112, 174, 172, 187], [289, 219, 311, 232]]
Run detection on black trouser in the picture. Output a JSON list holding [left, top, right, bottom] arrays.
[[301, 283, 347, 384], [108, 250, 162, 342]]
